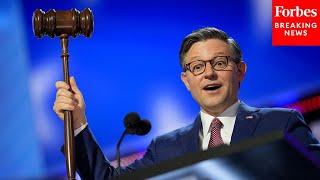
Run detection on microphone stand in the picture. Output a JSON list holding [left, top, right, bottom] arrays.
[[116, 129, 128, 168], [115, 114, 151, 169]]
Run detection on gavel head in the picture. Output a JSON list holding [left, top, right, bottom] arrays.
[[33, 8, 94, 38]]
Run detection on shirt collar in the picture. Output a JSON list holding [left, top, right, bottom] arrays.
[[200, 100, 240, 136]]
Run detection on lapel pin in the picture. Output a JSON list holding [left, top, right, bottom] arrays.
[[245, 115, 254, 119]]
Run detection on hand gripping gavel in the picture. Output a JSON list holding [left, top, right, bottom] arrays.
[[32, 8, 93, 180]]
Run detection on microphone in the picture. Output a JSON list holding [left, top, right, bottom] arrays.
[[124, 112, 151, 135], [116, 112, 151, 168]]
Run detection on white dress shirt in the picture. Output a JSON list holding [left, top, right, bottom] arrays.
[[74, 122, 88, 136], [199, 101, 240, 150]]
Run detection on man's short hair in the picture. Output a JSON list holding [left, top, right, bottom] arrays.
[[179, 27, 242, 67]]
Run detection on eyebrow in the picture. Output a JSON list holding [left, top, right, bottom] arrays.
[[188, 52, 228, 62]]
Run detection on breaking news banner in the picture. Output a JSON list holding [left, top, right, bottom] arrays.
[[272, 0, 320, 46]]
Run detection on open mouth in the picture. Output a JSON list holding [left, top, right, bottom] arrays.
[[203, 84, 222, 91]]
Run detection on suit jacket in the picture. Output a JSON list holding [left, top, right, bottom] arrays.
[[73, 102, 320, 179]]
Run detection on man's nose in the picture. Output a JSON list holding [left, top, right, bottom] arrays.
[[203, 61, 217, 79]]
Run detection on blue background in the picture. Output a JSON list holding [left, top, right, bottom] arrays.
[[1, 0, 320, 178]]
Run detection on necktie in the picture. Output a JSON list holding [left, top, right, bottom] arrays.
[[208, 117, 224, 148]]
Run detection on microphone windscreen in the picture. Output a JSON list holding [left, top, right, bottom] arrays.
[[124, 112, 140, 128], [136, 120, 151, 136]]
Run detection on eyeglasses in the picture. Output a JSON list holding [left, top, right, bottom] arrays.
[[183, 56, 238, 76]]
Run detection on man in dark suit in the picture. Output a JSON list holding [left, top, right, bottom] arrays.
[[53, 27, 320, 179]]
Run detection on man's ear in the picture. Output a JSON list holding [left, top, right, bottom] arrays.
[[237, 61, 247, 81], [181, 72, 191, 91]]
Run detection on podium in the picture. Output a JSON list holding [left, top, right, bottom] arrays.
[[118, 131, 320, 179]]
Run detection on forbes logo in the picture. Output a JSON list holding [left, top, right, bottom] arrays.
[[275, 6, 317, 17]]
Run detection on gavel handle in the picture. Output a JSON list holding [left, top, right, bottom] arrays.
[[61, 34, 76, 180]]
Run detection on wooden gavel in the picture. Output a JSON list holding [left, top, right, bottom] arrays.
[[32, 8, 94, 180]]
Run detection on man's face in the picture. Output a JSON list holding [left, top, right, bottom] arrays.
[[181, 39, 246, 116]]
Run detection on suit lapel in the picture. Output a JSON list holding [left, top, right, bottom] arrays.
[[180, 115, 202, 154], [231, 102, 261, 144]]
